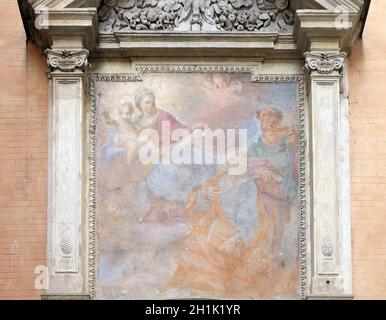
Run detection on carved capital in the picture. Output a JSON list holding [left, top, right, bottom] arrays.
[[304, 52, 347, 75], [45, 49, 90, 73]]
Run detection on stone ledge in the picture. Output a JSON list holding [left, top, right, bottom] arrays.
[[41, 294, 91, 300], [306, 294, 354, 300]]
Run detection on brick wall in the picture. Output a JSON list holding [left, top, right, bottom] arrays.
[[0, 1, 48, 299], [349, 0, 386, 300]]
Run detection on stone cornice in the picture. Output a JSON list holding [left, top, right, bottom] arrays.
[[20, 0, 367, 58], [25, 4, 98, 51], [94, 31, 299, 59], [314, 0, 364, 12], [294, 8, 362, 54]]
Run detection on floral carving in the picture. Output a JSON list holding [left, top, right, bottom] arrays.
[[99, 0, 192, 31], [98, 0, 294, 32], [203, 0, 294, 32]]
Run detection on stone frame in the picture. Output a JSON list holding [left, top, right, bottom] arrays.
[[87, 66, 307, 300], [29, 0, 365, 300]]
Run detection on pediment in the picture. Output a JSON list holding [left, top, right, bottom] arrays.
[[24, 0, 367, 57]]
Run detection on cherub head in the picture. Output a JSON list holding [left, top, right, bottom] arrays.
[[103, 97, 135, 127]]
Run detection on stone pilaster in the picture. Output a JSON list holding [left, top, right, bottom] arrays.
[[304, 50, 353, 299], [45, 47, 89, 297]]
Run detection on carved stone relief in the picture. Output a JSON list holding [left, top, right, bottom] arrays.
[[321, 234, 334, 258], [98, 0, 294, 32], [46, 49, 89, 73], [304, 52, 347, 75]]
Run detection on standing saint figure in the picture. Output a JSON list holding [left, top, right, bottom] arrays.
[[239, 106, 299, 297]]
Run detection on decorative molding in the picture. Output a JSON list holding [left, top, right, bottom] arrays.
[[88, 67, 307, 299], [304, 52, 347, 75], [136, 64, 254, 73], [297, 74, 307, 299], [98, 0, 295, 33], [95, 73, 143, 82], [135, 64, 262, 82], [22, 0, 366, 57], [46, 49, 90, 72], [88, 77, 97, 300]]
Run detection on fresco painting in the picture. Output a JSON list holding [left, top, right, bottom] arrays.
[[95, 73, 301, 299]]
